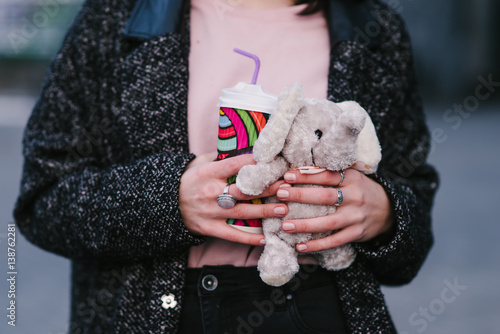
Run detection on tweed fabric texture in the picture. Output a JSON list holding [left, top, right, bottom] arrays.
[[14, 0, 438, 333]]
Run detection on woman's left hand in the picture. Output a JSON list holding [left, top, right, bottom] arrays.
[[276, 168, 395, 253]]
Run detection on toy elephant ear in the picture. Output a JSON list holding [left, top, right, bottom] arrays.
[[253, 83, 306, 162], [336, 101, 382, 174]]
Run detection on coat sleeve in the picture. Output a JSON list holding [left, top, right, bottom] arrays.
[[13, 0, 205, 261], [340, 2, 439, 285]]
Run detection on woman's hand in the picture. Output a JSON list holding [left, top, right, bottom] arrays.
[[179, 153, 288, 246], [276, 169, 395, 252]]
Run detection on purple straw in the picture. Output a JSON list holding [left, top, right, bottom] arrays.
[[234, 48, 260, 84]]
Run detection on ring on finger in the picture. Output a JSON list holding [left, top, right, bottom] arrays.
[[334, 170, 346, 187], [217, 184, 237, 209], [334, 188, 343, 207]]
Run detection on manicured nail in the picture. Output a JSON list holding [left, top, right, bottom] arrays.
[[282, 222, 295, 231], [274, 206, 286, 215], [260, 239, 266, 245], [284, 173, 296, 182], [279, 183, 292, 188], [277, 189, 289, 199], [297, 244, 307, 252]]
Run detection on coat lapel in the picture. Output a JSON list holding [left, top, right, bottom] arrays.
[[118, 12, 191, 160]]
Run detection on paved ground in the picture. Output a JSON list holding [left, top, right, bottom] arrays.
[[1, 98, 499, 334]]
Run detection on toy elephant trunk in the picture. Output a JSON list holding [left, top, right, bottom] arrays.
[[236, 83, 381, 286]]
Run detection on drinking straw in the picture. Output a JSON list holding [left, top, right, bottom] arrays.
[[233, 48, 261, 84]]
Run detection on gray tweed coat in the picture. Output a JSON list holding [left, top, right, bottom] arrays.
[[14, 0, 438, 333]]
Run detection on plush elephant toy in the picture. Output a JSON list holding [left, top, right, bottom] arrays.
[[236, 83, 382, 286]]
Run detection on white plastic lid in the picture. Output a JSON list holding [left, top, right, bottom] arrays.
[[218, 82, 278, 114]]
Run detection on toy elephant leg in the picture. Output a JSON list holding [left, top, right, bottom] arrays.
[[316, 244, 356, 271], [258, 218, 299, 287]]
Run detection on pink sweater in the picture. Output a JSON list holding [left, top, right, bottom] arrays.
[[187, 0, 330, 267]]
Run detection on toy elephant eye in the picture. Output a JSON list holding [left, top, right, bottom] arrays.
[[315, 130, 323, 139]]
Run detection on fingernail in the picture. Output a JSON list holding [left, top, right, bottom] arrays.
[[274, 206, 286, 215], [277, 189, 289, 199], [282, 222, 295, 231], [284, 173, 296, 182], [279, 183, 292, 188], [260, 239, 266, 245], [297, 244, 307, 252]]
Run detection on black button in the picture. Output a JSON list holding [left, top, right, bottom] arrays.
[[201, 274, 218, 291]]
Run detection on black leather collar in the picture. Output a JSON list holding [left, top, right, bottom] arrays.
[[124, 0, 380, 47]]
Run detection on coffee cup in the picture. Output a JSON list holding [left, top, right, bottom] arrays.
[[216, 49, 277, 233]]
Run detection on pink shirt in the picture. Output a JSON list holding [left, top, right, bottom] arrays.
[[187, 0, 330, 267]]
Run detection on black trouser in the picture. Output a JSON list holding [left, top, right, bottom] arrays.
[[178, 265, 348, 334]]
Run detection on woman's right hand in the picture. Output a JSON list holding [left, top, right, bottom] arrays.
[[179, 153, 288, 246]]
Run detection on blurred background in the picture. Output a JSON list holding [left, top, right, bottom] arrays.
[[1, 0, 499, 333]]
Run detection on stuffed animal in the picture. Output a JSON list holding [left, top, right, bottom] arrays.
[[236, 83, 382, 286]]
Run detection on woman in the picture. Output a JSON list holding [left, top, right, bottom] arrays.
[[14, 0, 438, 332]]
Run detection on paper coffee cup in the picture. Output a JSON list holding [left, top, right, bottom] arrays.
[[217, 82, 277, 234]]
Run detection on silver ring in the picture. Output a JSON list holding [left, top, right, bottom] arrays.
[[335, 170, 346, 187], [217, 184, 237, 209], [334, 188, 343, 207]]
